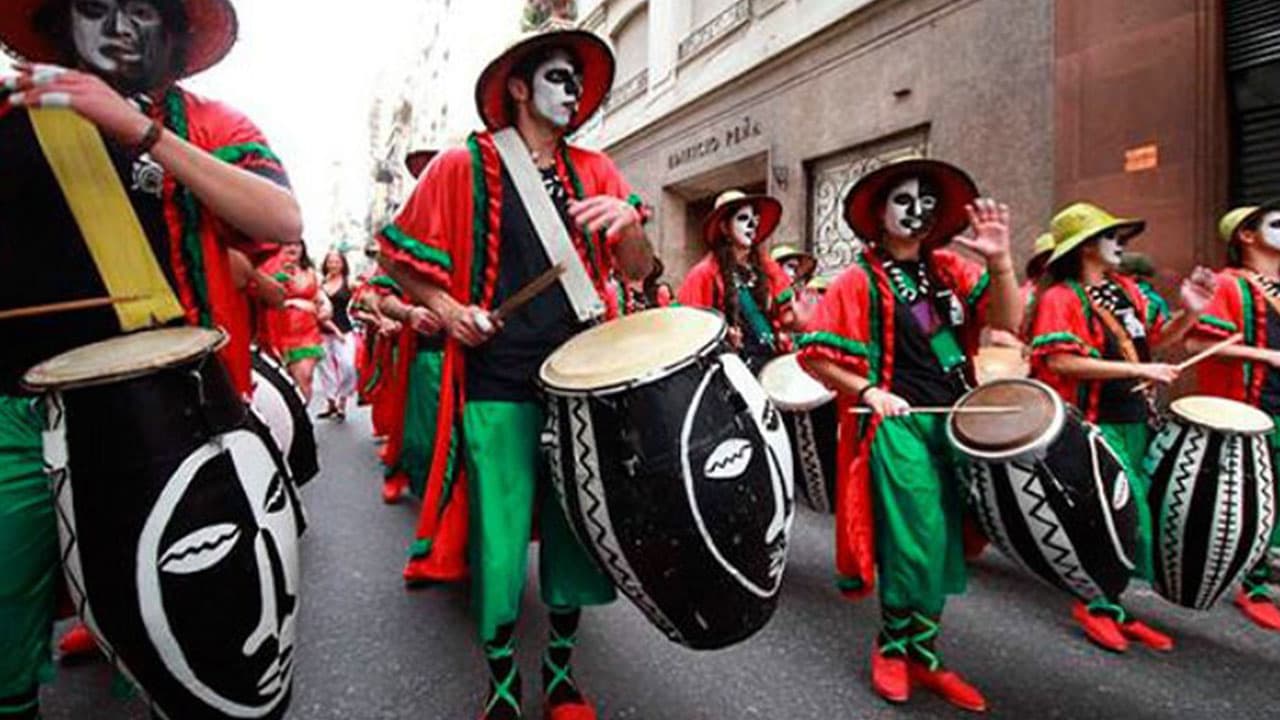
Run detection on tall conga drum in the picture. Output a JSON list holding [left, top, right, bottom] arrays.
[[758, 353, 839, 514], [24, 328, 300, 720], [251, 347, 319, 487], [1144, 396, 1276, 610], [949, 378, 1137, 602], [539, 307, 795, 650]]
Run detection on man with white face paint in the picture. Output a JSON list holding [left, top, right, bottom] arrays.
[[1189, 203, 1280, 631], [377, 27, 650, 720], [798, 158, 1021, 712], [678, 190, 798, 373], [1029, 201, 1214, 656], [0, 1, 301, 717]]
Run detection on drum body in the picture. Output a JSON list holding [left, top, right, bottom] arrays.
[[759, 353, 838, 514], [27, 329, 300, 720], [951, 379, 1137, 602], [540, 308, 795, 650], [1144, 396, 1276, 610], [251, 348, 319, 486]]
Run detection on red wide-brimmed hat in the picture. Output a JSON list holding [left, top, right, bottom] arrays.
[[474, 27, 614, 135], [0, 0, 238, 79], [405, 149, 439, 180], [843, 157, 979, 249], [703, 190, 783, 248]]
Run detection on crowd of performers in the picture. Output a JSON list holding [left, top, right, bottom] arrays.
[[3, 2, 1280, 719]]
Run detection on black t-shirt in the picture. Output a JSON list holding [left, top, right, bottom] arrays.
[[327, 283, 353, 333], [0, 109, 177, 396], [465, 167, 582, 401], [889, 299, 968, 407], [1090, 280, 1151, 424], [1261, 302, 1280, 416]]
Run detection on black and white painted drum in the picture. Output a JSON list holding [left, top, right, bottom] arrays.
[[251, 348, 319, 487], [25, 328, 300, 720], [1144, 396, 1276, 610], [539, 307, 795, 650], [758, 353, 838, 514], [950, 378, 1136, 602]]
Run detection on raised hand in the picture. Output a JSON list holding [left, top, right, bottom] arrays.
[[952, 198, 1012, 264], [4, 63, 152, 145], [1179, 266, 1216, 314]]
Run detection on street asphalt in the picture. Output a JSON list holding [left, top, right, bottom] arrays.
[[40, 406, 1280, 719]]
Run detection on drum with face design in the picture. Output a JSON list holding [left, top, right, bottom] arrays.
[[24, 328, 300, 720], [1143, 396, 1276, 610], [758, 353, 838, 514], [949, 379, 1137, 603], [539, 307, 795, 650], [250, 347, 319, 488]]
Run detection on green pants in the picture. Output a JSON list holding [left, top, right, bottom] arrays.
[[0, 396, 56, 714], [401, 350, 445, 498], [1269, 419, 1280, 549], [869, 414, 967, 616], [463, 401, 615, 643], [1100, 422, 1154, 581]]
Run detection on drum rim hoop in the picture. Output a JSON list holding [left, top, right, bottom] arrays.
[[22, 327, 228, 392], [538, 308, 727, 398], [1167, 395, 1275, 436], [758, 352, 836, 412], [946, 378, 1066, 461]]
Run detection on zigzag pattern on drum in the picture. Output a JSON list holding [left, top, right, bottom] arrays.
[[1246, 438, 1276, 574], [1017, 469, 1102, 599], [1199, 436, 1244, 609], [1161, 426, 1203, 601], [793, 413, 830, 513], [566, 398, 684, 643], [966, 463, 1024, 574]]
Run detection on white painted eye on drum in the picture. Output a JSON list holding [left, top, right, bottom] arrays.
[[704, 438, 754, 480], [159, 524, 241, 575], [1112, 472, 1131, 511]]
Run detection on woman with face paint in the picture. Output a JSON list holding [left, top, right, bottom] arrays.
[[376, 27, 650, 720], [1027, 201, 1214, 654], [1186, 203, 1280, 631], [261, 241, 326, 401], [797, 158, 1022, 712], [677, 190, 797, 373]]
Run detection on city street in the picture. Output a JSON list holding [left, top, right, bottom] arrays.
[[39, 408, 1280, 719]]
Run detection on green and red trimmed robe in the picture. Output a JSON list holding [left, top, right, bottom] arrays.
[[377, 130, 644, 581], [794, 248, 991, 598], [677, 252, 796, 352], [1193, 268, 1274, 403]]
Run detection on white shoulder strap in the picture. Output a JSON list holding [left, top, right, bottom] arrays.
[[491, 128, 605, 322]]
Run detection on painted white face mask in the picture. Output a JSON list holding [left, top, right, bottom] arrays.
[[729, 204, 760, 248], [531, 50, 581, 129], [1096, 230, 1124, 267], [780, 258, 801, 281], [71, 0, 167, 88], [1260, 210, 1280, 251], [882, 177, 938, 239]]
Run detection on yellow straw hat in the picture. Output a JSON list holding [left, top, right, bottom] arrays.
[[1047, 202, 1146, 266]]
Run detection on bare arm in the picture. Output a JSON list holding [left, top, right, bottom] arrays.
[[379, 256, 493, 345], [804, 357, 911, 416], [984, 257, 1023, 334], [1046, 353, 1178, 384], [1186, 336, 1280, 368], [227, 249, 286, 308]]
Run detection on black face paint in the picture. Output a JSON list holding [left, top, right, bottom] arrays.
[[70, 0, 172, 92]]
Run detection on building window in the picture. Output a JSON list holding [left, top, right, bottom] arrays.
[[608, 4, 649, 111], [1227, 0, 1280, 205], [807, 128, 929, 276]]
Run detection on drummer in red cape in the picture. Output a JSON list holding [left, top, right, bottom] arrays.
[[0, 0, 301, 716], [1027, 202, 1215, 653], [797, 158, 1022, 712], [376, 26, 651, 720], [1187, 202, 1280, 631], [678, 190, 797, 372]]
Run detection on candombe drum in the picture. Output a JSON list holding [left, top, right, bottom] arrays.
[[25, 328, 300, 720], [1143, 396, 1276, 610], [949, 378, 1136, 602], [251, 347, 319, 487], [539, 307, 795, 650], [758, 353, 839, 514]]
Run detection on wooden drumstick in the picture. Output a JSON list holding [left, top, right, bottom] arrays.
[[1131, 332, 1243, 393], [491, 262, 567, 323], [0, 294, 150, 321], [848, 405, 1023, 416]]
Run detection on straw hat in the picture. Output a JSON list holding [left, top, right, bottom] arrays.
[[1047, 202, 1145, 266], [770, 243, 817, 279]]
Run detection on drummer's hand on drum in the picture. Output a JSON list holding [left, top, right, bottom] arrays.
[[863, 387, 912, 417], [3, 63, 151, 145], [446, 305, 503, 347], [1135, 362, 1180, 385], [407, 306, 444, 336], [726, 326, 744, 350], [1179, 267, 1216, 314]]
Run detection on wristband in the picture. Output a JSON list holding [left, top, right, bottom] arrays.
[[130, 120, 163, 157], [857, 384, 878, 405]]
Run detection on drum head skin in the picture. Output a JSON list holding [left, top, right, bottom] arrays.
[[950, 379, 1064, 461], [24, 327, 226, 391], [540, 307, 725, 395], [759, 353, 835, 412], [1170, 395, 1274, 436]]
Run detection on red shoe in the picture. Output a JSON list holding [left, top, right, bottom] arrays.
[[382, 474, 407, 504], [1120, 618, 1174, 652], [1071, 601, 1128, 653], [403, 555, 468, 587], [870, 642, 910, 704], [1235, 588, 1280, 631], [908, 662, 988, 713], [544, 700, 596, 720], [58, 622, 99, 659]]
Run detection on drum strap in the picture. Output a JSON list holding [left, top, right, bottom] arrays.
[[28, 109, 184, 331], [1246, 273, 1280, 324], [1086, 291, 1141, 363], [491, 128, 605, 323]]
